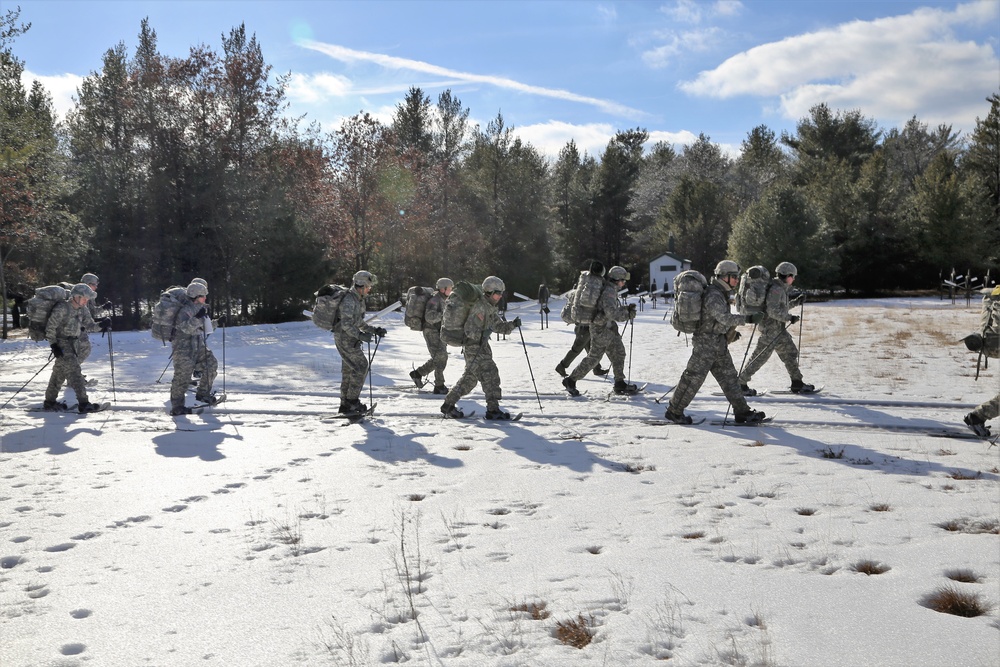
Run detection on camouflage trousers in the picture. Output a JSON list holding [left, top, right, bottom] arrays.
[[558, 326, 592, 368], [669, 333, 749, 416], [170, 346, 217, 409], [446, 341, 503, 411], [45, 337, 89, 404], [416, 327, 448, 386], [972, 393, 1000, 421], [738, 322, 802, 385], [335, 334, 369, 402], [569, 323, 625, 382], [78, 332, 93, 363]]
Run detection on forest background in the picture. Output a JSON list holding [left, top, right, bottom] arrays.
[[1, 9, 998, 333]]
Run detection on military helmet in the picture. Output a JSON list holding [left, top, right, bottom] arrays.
[[608, 266, 630, 281], [353, 271, 376, 288], [191, 277, 208, 288], [186, 282, 208, 298], [482, 276, 505, 294], [70, 283, 97, 300], [435, 277, 454, 291], [714, 260, 740, 277], [775, 261, 797, 278], [81, 273, 99, 286]]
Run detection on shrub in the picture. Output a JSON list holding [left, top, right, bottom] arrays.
[[852, 559, 890, 575], [554, 614, 595, 649], [922, 585, 993, 617]]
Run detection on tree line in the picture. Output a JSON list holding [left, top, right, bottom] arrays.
[[2, 11, 998, 336]]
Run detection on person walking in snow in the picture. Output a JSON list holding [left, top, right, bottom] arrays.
[[738, 261, 814, 396], [43, 283, 103, 413], [410, 277, 453, 395], [665, 260, 766, 425], [561, 265, 637, 396], [963, 285, 1000, 438], [75, 272, 110, 365], [168, 282, 220, 416], [336, 271, 386, 416], [440, 276, 521, 420]]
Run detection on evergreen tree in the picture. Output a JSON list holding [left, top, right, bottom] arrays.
[[962, 93, 1000, 260]]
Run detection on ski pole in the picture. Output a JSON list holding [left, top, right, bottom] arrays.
[[366, 335, 382, 408], [156, 351, 173, 384], [106, 327, 117, 403], [627, 312, 635, 383], [515, 322, 543, 412], [2, 355, 54, 409], [725, 323, 759, 426], [221, 317, 226, 396], [796, 297, 805, 365]]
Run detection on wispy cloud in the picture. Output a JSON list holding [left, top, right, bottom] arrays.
[[299, 39, 647, 120], [22, 70, 82, 119], [679, 0, 999, 129], [642, 27, 722, 68], [661, 0, 744, 24]]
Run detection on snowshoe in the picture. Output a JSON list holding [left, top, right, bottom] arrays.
[[440, 403, 465, 419], [409, 370, 426, 388], [432, 384, 449, 395], [485, 409, 511, 420], [78, 401, 108, 414], [964, 413, 992, 438], [790, 380, 815, 394], [664, 410, 693, 425], [562, 377, 581, 397], [170, 405, 193, 416], [613, 380, 639, 395], [195, 393, 223, 407], [735, 409, 767, 425], [43, 400, 70, 412]]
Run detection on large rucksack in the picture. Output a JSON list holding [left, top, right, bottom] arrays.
[[982, 286, 1000, 359], [670, 270, 708, 334], [560, 289, 577, 325], [312, 284, 349, 331], [151, 286, 189, 342], [569, 271, 605, 324], [404, 286, 435, 331], [735, 265, 771, 316], [440, 281, 483, 347], [24, 285, 70, 341]]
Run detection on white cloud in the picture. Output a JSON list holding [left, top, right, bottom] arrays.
[[286, 72, 353, 103], [509, 121, 706, 161], [661, 0, 743, 24], [679, 1, 1000, 129], [299, 39, 647, 120], [642, 28, 722, 68], [22, 70, 82, 119], [596, 4, 617, 22]]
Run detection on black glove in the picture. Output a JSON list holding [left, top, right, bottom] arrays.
[[627, 304, 637, 319], [511, 316, 522, 328], [729, 330, 742, 343], [373, 326, 387, 338], [216, 315, 227, 327], [746, 312, 764, 325], [789, 314, 800, 325], [194, 307, 207, 319], [359, 331, 373, 343], [51, 343, 64, 358], [99, 317, 112, 333]]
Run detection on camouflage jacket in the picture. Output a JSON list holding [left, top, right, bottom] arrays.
[[763, 279, 792, 325], [592, 281, 631, 328], [697, 279, 746, 336], [46, 301, 89, 342], [423, 292, 446, 330], [172, 298, 210, 355], [334, 289, 374, 341], [462, 296, 516, 345]]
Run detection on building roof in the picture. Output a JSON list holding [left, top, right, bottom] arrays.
[[648, 252, 691, 265]]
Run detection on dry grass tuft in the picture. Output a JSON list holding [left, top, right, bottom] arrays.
[[682, 531, 706, 539], [487, 508, 510, 516], [554, 614, 596, 649], [510, 600, 551, 620], [938, 517, 1000, 534], [869, 503, 892, 512], [586, 545, 603, 554], [945, 568, 982, 584], [408, 494, 425, 502], [621, 462, 656, 473], [923, 585, 994, 617], [821, 446, 845, 459], [453, 444, 472, 451], [852, 559, 891, 576], [948, 470, 982, 480], [795, 507, 817, 516]]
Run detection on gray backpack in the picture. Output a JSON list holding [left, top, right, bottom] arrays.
[[312, 285, 349, 331], [671, 271, 707, 334], [151, 286, 189, 343], [570, 272, 605, 324], [736, 265, 771, 316], [24, 285, 70, 342], [404, 286, 435, 331]]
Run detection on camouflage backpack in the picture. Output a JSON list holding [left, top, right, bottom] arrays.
[[735, 265, 771, 316], [312, 284, 349, 331], [569, 272, 605, 324], [981, 286, 1000, 359], [560, 289, 577, 325], [670, 270, 708, 334], [150, 286, 189, 343], [24, 285, 70, 342], [403, 286, 435, 332], [440, 281, 483, 347]]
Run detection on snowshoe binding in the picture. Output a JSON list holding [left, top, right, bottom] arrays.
[[562, 377, 581, 397], [735, 409, 768, 425], [664, 410, 693, 425], [440, 403, 465, 419], [790, 380, 815, 394], [485, 409, 511, 421], [964, 413, 992, 438], [43, 400, 70, 412], [740, 384, 758, 397], [613, 380, 640, 395]]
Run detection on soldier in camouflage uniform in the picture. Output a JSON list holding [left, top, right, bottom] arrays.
[[335, 271, 386, 415], [44, 283, 102, 413], [738, 262, 814, 395], [441, 276, 521, 420], [561, 265, 637, 396], [665, 261, 766, 425], [964, 285, 1000, 438], [75, 273, 103, 363], [410, 278, 453, 394], [168, 282, 220, 415]]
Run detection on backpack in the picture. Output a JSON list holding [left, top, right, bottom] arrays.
[[670, 270, 708, 334], [403, 286, 435, 331], [560, 289, 576, 325], [312, 284, 349, 331], [982, 286, 1000, 359], [440, 281, 483, 347], [24, 285, 70, 342], [150, 286, 189, 342], [569, 271, 605, 324], [736, 265, 771, 316]]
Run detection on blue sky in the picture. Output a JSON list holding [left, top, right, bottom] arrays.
[[11, 0, 1000, 159]]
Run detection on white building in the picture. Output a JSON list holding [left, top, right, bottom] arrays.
[[647, 252, 692, 295]]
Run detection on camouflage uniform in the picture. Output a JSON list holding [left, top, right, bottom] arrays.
[[415, 291, 448, 387], [738, 278, 803, 386], [77, 301, 100, 362], [44, 300, 93, 405], [334, 288, 375, 403], [170, 299, 218, 411], [668, 278, 751, 417], [445, 296, 517, 412], [968, 288, 1000, 426], [567, 281, 630, 382]]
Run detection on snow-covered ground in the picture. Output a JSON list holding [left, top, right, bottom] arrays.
[[1, 296, 998, 667]]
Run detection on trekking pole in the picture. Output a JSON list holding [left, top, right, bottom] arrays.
[[156, 351, 173, 384], [1, 355, 54, 409], [366, 335, 382, 408], [627, 313, 635, 384], [724, 324, 759, 426], [514, 322, 543, 411], [106, 327, 117, 403], [221, 319, 226, 396], [796, 298, 805, 365]]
